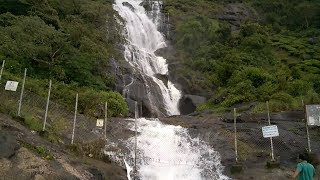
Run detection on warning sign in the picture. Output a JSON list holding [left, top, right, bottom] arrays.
[[96, 119, 104, 127], [5, 81, 19, 91], [306, 105, 320, 126], [262, 125, 279, 138]]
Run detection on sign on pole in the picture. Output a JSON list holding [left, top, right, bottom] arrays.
[[306, 105, 320, 126], [5, 81, 19, 91], [262, 125, 279, 138], [96, 119, 104, 127]]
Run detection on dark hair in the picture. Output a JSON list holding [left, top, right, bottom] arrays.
[[299, 154, 308, 161]]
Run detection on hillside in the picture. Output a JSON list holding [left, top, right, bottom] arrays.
[[0, 0, 128, 117], [1, 1, 320, 179], [1, 0, 320, 115], [0, 113, 127, 180], [164, 0, 320, 113]]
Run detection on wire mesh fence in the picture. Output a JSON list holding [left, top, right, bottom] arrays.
[[218, 109, 320, 167], [0, 68, 101, 144], [1, 61, 319, 172]]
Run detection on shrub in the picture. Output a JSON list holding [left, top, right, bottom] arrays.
[[287, 80, 312, 96]]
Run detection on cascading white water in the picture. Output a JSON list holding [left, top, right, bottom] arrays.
[[122, 118, 229, 180], [113, 0, 181, 116], [111, 1, 228, 179]]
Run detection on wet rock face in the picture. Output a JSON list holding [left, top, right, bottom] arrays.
[[122, 2, 135, 11], [179, 95, 207, 115], [109, 58, 168, 117], [140, 0, 169, 37], [110, 1, 178, 117]]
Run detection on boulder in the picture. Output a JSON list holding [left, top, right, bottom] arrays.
[[122, 2, 135, 12], [154, 74, 168, 87], [179, 95, 206, 115], [0, 131, 20, 158]]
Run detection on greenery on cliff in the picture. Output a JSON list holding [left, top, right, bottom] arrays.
[[1, 0, 320, 115], [0, 0, 128, 116], [164, 0, 320, 112]]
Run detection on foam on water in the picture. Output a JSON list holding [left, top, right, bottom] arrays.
[[123, 118, 229, 180]]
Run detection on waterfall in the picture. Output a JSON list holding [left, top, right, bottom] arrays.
[[113, 0, 181, 116], [110, 118, 229, 180], [111, 1, 228, 179]]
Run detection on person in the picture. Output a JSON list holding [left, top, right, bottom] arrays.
[[292, 154, 316, 180]]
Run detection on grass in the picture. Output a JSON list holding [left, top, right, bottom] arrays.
[[20, 141, 54, 160], [67, 139, 111, 162]]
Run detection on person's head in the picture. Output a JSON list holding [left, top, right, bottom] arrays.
[[298, 154, 308, 162]]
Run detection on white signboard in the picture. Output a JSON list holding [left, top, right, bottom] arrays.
[[96, 119, 104, 127], [306, 105, 320, 126], [262, 125, 279, 138], [5, 81, 19, 91]]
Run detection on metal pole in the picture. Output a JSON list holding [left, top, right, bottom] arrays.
[[267, 101, 275, 161], [302, 100, 311, 153], [305, 119, 311, 153], [43, 80, 52, 131], [0, 60, 5, 84], [140, 101, 143, 118], [134, 101, 138, 178], [71, 93, 78, 144], [17, 68, 27, 117], [234, 108, 238, 162], [104, 102, 108, 139]]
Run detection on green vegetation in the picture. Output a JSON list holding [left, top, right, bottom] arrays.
[[20, 141, 54, 160], [0, 0, 128, 117], [165, 0, 320, 112], [67, 139, 110, 162]]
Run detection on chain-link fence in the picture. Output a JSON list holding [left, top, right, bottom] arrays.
[[218, 109, 320, 168], [0, 68, 101, 144]]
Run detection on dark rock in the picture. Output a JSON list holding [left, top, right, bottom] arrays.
[[154, 74, 168, 87], [252, 111, 304, 122], [230, 163, 243, 174], [308, 37, 318, 44], [155, 42, 176, 60], [107, 4, 177, 117], [222, 116, 244, 123], [122, 2, 135, 12], [39, 130, 49, 138], [218, 3, 256, 31], [179, 94, 206, 115], [179, 96, 196, 115], [0, 132, 19, 158], [266, 160, 280, 169], [139, 1, 152, 11], [89, 168, 103, 180]]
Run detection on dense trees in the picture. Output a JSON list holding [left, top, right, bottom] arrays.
[[0, 0, 128, 117], [165, 0, 320, 112]]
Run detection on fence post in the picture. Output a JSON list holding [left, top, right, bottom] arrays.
[[234, 108, 238, 162], [140, 101, 143, 118], [17, 68, 27, 117], [104, 102, 108, 139], [71, 93, 78, 144], [266, 101, 275, 161], [302, 99, 312, 153], [0, 60, 5, 84], [134, 101, 138, 178], [43, 80, 52, 131]]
